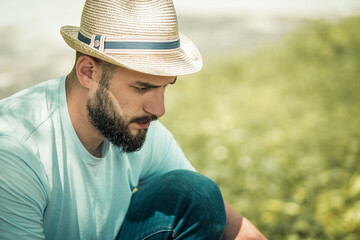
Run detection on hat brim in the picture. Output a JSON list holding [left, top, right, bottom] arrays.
[[60, 26, 202, 76]]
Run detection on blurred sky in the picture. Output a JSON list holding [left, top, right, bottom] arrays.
[[1, 0, 360, 43], [1, 0, 360, 95]]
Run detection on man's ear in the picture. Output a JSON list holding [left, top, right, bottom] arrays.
[[76, 55, 100, 89]]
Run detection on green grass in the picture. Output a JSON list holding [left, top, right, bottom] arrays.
[[161, 16, 360, 239]]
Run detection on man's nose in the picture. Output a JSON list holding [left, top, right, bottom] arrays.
[[144, 89, 165, 118]]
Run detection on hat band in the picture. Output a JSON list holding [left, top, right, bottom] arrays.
[[78, 32, 180, 52]]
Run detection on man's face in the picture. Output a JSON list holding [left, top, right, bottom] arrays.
[[87, 64, 176, 153]]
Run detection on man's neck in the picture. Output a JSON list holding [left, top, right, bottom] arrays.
[[65, 74, 104, 158]]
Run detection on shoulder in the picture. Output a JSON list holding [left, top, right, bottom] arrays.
[[147, 120, 173, 141], [134, 120, 188, 163], [129, 121, 195, 184], [0, 76, 64, 140], [138, 120, 177, 152]]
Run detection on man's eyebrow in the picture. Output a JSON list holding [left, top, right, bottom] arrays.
[[134, 77, 177, 88]]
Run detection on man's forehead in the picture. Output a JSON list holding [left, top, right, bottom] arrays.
[[114, 65, 177, 84]]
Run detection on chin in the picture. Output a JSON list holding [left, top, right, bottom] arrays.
[[129, 126, 139, 136]]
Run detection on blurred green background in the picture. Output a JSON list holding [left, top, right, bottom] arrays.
[[161, 16, 360, 239]]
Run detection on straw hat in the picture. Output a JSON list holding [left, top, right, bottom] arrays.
[[60, 0, 202, 76]]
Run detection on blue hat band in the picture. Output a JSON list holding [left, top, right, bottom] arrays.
[[78, 32, 180, 51]]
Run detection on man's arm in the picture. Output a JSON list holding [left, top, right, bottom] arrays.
[[0, 137, 47, 239], [223, 200, 267, 240]]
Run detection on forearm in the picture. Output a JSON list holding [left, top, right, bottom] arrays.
[[223, 201, 267, 240]]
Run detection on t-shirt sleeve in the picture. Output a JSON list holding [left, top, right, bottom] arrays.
[[137, 121, 196, 185], [0, 136, 48, 239]]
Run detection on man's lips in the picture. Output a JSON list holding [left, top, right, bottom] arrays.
[[129, 115, 158, 129], [136, 121, 151, 129]]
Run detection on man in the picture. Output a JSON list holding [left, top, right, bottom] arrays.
[[0, 0, 266, 239]]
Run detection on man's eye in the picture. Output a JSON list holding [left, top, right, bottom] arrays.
[[134, 87, 148, 93]]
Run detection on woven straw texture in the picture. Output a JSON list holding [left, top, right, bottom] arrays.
[[61, 0, 202, 76]]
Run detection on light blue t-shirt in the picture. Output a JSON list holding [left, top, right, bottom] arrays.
[[0, 76, 194, 239]]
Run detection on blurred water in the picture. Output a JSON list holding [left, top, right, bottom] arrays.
[[1, 0, 360, 97]]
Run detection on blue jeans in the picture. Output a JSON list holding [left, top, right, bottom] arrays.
[[116, 170, 226, 240]]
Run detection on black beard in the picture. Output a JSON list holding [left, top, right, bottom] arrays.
[[87, 84, 157, 153]]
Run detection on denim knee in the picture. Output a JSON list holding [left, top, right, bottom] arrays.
[[160, 170, 224, 203], [119, 170, 226, 239], [159, 170, 227, 233]]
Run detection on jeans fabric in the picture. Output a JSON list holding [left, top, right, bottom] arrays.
[[116, 170, 226, 240]]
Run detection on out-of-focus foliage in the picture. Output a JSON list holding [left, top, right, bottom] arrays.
[[161, 16, 360, 239]]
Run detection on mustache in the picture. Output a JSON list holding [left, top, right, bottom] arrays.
[[129, 115, 158, 124]]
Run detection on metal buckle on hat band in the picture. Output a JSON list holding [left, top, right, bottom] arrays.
[[93, 35, 102, 50], [77, 32, 180, 52]]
